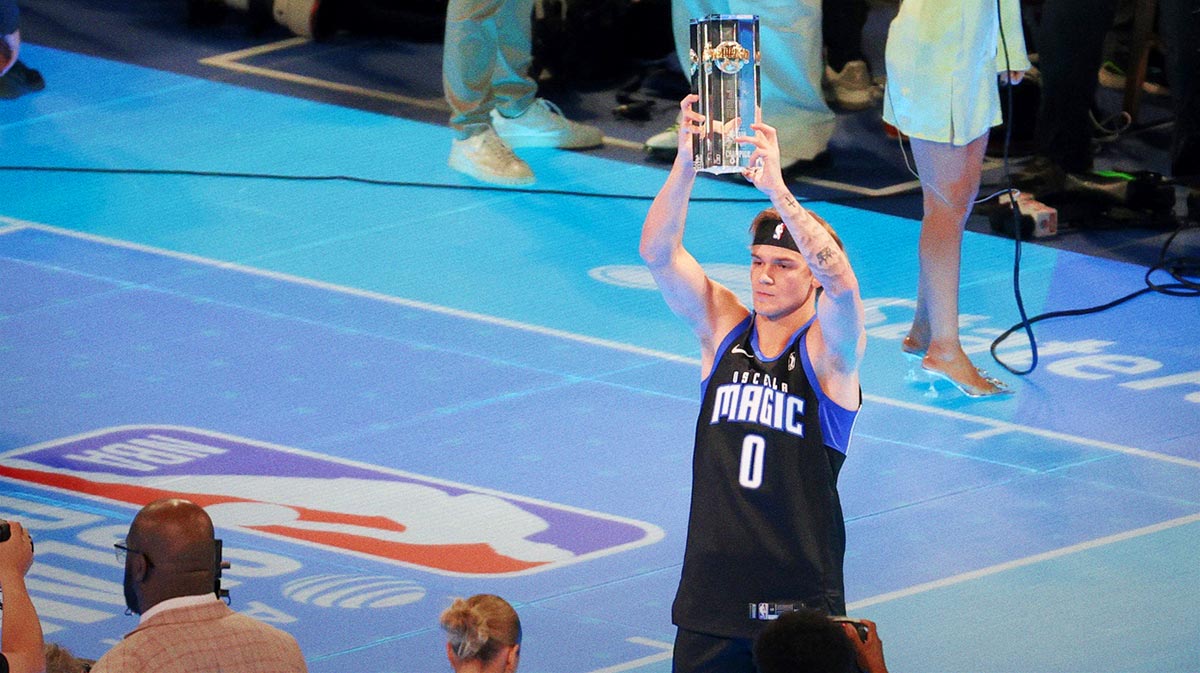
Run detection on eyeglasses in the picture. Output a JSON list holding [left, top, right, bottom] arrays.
[[114, 540, 151, 566]]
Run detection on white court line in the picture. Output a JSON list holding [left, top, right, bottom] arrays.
[[199, 38, 451, 112], [848, 511, 1200, 610], [865, 393, 1200, 470], [586, 637, 673, 673], [794, 175, 921, 197], [4, 217, 1195, 471], [201, 36, 311, 61], [583, 515, 1200, 669], [196, 39, 920, 197], [0, 219, 698, 366], [199, 40, 638, 153], [603, 136, 649, 152]]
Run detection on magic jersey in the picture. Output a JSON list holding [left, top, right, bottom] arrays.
[[672, 314, 859, 638]]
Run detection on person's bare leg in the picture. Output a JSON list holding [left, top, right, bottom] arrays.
[[905, 134, 1008, 396]]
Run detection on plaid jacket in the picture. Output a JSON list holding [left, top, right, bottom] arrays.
[[90, 601, 307, 673]]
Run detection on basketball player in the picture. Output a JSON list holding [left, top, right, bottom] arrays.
[[639, 95, 866, 673]]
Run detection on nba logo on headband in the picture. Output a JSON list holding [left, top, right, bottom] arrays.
[[754, 217, 800, 253]]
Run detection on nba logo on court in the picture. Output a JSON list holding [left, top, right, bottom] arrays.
[[0, 426, 663, 577]]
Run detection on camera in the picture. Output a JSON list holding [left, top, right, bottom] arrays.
[[749, 603, 871, 642], [831, 616, 870, 643], [0, 519, 33, 554]]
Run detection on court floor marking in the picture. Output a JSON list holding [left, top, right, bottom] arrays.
[[861, 394, 1200, 470], [793, 174, 921, 197], [571, 511, 1200, 670], [847, 510, 1200, 610], [586, 638, 673, 673], [7, 219, 1198, 672], [195, 38, 928, 194], [595, 504, 1200, 669], [194, 37, 652, 150], [4, 216, 1195, 473], [0, 217, 696, 367], [198, 37, 452, 113]]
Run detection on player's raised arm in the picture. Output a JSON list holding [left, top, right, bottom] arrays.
[[739, 121, 866, 376], [640, 96, 748, 370]]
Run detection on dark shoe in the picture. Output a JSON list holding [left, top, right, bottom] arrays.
[[0, 61, 46, 100], [1011, 155, 1067, 196], [823, 60, 881, 111]]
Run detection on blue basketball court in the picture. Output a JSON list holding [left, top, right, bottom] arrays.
[[2, 44, 1198, 673]]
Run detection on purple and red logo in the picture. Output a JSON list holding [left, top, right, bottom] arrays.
[[0, 426, 663, 576]]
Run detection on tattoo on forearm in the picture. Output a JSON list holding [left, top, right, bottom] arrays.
[[778, 201, 847, 276], [816, 245, 838, 268]]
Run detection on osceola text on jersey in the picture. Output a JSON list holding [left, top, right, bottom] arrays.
[[709, 369, 805, 437]]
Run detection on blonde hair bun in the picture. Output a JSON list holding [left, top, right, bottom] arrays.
[[440, 594, 521, 663]]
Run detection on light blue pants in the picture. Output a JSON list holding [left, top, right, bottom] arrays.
[[443, 0, 539, 137]]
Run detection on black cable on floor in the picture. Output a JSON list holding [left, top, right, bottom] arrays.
[[986, 0, 1199, 373], [993, 0, 1040, 377], [0, 164, 887, 205], [989, 220, 1200, 363]]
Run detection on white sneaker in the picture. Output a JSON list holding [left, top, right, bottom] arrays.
[[643, 111, 682, 161], [491, 98, 604, 149], [824, 60, 880, 111], [448, 127, 535, 186]]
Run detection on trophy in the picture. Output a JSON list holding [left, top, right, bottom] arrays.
[[689, 14, 761, 174]]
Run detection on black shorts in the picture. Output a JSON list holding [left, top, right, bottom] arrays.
[[672, 627, 757, 673]]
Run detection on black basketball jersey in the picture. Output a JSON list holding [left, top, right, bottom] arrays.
[[672, 313, 859, 639]]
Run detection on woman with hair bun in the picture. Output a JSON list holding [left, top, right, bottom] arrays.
[[440, 594, 522, 673]]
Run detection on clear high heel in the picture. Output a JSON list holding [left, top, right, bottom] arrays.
[[921, 362, 1012, 398], [901, 341, 1012, 398], [901, 338, 927, 385], [902, 349, 925, 384]]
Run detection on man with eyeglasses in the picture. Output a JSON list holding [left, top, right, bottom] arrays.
[[0, 519, 46, 673], [91, 498, 307, 673]]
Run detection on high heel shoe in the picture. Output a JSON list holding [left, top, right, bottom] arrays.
[[901, 338, 927, 383], [920, 360, 1012, 398], [901, 340, 1012, 398]]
